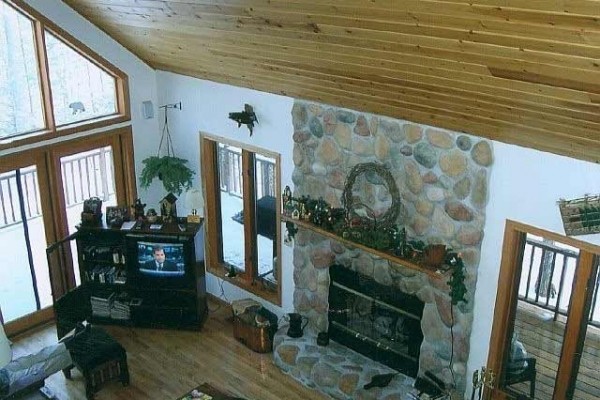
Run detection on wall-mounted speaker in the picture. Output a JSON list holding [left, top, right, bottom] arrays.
[[142, 100, 154, 119]]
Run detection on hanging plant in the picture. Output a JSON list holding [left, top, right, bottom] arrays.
[[139, 155, 193, 195], [139, 102, 194, 196]]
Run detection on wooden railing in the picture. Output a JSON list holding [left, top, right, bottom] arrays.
[[0, 147, 114, 228], [218, 144, 275, 199], [519, 238, 600, 327]]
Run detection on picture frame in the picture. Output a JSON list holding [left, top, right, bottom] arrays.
[[106, 206, 130, 227]]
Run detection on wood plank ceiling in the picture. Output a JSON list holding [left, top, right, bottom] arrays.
[[63, 0, 600, 163]]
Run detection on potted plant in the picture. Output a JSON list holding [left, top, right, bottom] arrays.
[[139, 155, 193, 195], [139, 102, 195, 196]]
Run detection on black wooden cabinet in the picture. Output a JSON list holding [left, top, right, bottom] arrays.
[[68, 220, 207, 330]]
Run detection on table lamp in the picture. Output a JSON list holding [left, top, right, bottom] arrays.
[[185, 188, 204, 223], [0, 322, 12, 368]]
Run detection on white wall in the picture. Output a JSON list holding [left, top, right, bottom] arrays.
[[155, 71, 295, 316], [4, 0, 159, 170]]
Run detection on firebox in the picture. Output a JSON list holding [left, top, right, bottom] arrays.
[[328, 264, 424, 377]]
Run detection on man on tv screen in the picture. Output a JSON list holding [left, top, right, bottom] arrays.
[[144, 245, 178, 271]]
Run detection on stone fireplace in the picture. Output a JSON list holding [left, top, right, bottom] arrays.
[[274, 101, 493, 398], [328, 264, 424, 377]]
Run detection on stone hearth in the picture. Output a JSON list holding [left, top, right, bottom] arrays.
[[281, 101, 493, 397], [274, 327, 417, 400]]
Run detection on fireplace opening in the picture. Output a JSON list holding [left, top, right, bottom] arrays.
[[328, 264, 425, 377]]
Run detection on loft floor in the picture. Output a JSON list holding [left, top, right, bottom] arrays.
[[9, 298, 326, 400]]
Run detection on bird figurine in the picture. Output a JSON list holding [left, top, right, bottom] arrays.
[[363, 372, 398, 390], [228, 104, 258, 136]]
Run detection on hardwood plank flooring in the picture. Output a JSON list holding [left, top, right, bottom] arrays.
[[9, 300, 327, 400], [512, 301, 600, 400]]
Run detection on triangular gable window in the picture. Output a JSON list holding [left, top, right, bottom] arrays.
[[45, 31, 117, 126]]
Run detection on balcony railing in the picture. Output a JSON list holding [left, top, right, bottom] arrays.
[[519, 237, 600, 327], [218, 144, 275, 199], [0, 147, 114, 228]]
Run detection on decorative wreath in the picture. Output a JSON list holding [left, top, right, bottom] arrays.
[[341, 162, 401, 228]]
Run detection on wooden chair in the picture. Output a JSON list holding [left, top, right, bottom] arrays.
[[504, 357, 537, 400]]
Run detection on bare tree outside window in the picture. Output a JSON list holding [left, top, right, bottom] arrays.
[[0, 3, 44, 138]]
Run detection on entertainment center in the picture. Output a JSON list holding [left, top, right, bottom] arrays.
[[71, 221, 207, 330]]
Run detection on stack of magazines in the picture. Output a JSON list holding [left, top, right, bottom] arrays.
[[91, 289, 115, 318], [110, 292, 132, 320]]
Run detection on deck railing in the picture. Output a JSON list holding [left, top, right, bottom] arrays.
[[0, 147, 114, 228], [218, 145, 275, 199], [519, 238, 600, 327]]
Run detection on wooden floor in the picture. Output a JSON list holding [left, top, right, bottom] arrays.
[[10, 300, 327, 400], [512, 301, 600, 400]]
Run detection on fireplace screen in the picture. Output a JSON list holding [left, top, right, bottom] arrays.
[[328, 264, 424, 377]]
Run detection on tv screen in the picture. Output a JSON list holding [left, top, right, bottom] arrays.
[[137, 241, 185, 277]]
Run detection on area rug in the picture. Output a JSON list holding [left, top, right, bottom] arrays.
[[176, 383, 246, 400]]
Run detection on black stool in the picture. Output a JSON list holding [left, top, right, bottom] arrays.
[[62, 326, 129, 399]]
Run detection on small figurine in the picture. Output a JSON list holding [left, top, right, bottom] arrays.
[[133, 198, 146, 220], [283, 185, 292, 208]]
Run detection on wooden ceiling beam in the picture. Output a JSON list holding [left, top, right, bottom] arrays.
[[142, 37, 600, 130], [146, 48, 600, 143], [154, 59, 600, 164], [135, 31, 600, 121]]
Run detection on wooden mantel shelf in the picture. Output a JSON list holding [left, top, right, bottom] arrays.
[[282, 215, 444, 279]]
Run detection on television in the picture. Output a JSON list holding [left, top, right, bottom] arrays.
[[126, 234, 196, 289], [137, 241, 185, 276]]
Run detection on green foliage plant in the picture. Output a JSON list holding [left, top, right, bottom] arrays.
[[446, 252, 468, 305], [139, 155, 194, 196], [139, 103, 195, 196]]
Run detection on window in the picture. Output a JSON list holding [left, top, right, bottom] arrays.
[[0, 2, 44, 137], [202, 136, 281, 305], [45, 32, 117, 126], [0, 0, 128, 147]]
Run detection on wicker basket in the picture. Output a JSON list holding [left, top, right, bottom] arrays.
[[558, 195, 600, 236]]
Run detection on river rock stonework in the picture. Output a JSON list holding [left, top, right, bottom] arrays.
[[280, 101, 493, 398]]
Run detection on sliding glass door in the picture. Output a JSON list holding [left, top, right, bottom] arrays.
[[0, 158, 53, 325]]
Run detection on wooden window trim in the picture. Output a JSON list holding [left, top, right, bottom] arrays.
[[0, 0, 130, 151], [201, 134, 282, 306], [486, 219, 600, 399]]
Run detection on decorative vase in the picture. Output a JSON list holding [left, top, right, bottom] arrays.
[[424, 244, 447, 268]]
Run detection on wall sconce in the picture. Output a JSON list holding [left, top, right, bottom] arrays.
[[228, 104, 258, 136]]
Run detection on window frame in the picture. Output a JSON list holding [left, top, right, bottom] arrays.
[[201, 134, 282, 306], [486, 220, 600, 399], [0, 0, 130, 150]]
